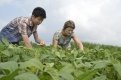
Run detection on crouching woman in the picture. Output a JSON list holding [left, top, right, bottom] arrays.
[[52, 20, 83, 50]]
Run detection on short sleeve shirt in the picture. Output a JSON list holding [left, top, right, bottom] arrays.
[[0, 16, 37, 42], [53, 30, 74, 48]]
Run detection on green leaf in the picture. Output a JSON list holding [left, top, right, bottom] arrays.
[[59, 63, 75, 80], [93, 75, 106, 80], [93, 61, 109, 69], [9, 55, 19, 61], [0, 43, 5, 51], [0, 69, 19, 80], [1, 38, 9, 46], [0, 61, 18, 73], [77, 70, 97, 80], [39, 72, 53, 80], [14, 72, 39, 80], [1, 50, 11, 57], [45, 63, 54, 67], [112, 60, 121, 77], [19, 58, 44, 71], [73, 69, 84, 78], [55, 52, 61, 58], [60, 62, 75, 73], [60, 73, 74, 80], [45, 67, 60, 80], [0, 75, 4, 78]]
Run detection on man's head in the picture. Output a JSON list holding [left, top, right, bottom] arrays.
[[31, 7, 46, 26]]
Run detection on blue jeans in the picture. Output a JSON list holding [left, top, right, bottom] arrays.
[[0, 25, 20, 44]]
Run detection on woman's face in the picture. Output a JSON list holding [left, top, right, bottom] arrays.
[[63, 27, 74, 36]]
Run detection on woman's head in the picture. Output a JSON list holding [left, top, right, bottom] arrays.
[[63, 20, 75, 30], [62, 20, 75, 36]]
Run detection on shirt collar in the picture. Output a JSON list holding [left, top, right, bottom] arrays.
[[27, 17, 34, 27]]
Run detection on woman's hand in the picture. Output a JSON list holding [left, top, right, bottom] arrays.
[[39, 40, 45, 46]]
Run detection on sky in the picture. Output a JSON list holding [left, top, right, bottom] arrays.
[[0, 0, 121, 46]]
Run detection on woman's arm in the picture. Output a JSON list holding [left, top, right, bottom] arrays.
[[72, 34, 84, 50], [52, 32, 59, 48], [52, 37, 58, 48]]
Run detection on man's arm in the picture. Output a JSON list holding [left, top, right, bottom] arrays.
[[33, 32, 45, 45], [18, 23, 32, 48], [72, 35, 84, 50], [21, 34, 32, 48]]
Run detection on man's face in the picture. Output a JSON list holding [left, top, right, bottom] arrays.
[[32, 16, 44, 26]]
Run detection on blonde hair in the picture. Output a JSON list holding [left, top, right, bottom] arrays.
[[63, 20, 75, 30]]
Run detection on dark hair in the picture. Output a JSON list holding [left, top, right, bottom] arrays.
[[32, 7, 46, 18], [63, 20, 75, 30]]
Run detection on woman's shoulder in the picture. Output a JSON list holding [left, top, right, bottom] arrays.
[[71, 32, 75, 38], [53, 30, 62, 39], [55, 30, 61, 33], [54, 30, 61, 35]]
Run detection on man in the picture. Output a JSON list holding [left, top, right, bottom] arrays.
[[0, 7, 46, 48]]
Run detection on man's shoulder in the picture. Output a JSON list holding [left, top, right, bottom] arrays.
[[16, 16, 31, 26], [17, 16, 29, 19], [13, 16, 29, 21]]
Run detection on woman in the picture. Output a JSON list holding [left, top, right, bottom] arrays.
[[52, 20, 83, 50]]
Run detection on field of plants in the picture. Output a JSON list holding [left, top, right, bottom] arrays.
[[0, 41, 121, 80]]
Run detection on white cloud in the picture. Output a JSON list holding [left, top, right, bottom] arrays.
[[0, 20, 7, 30], [0, 0, 121, 46], [0, 0, 14, 6], [53, 0, 121, 46]]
